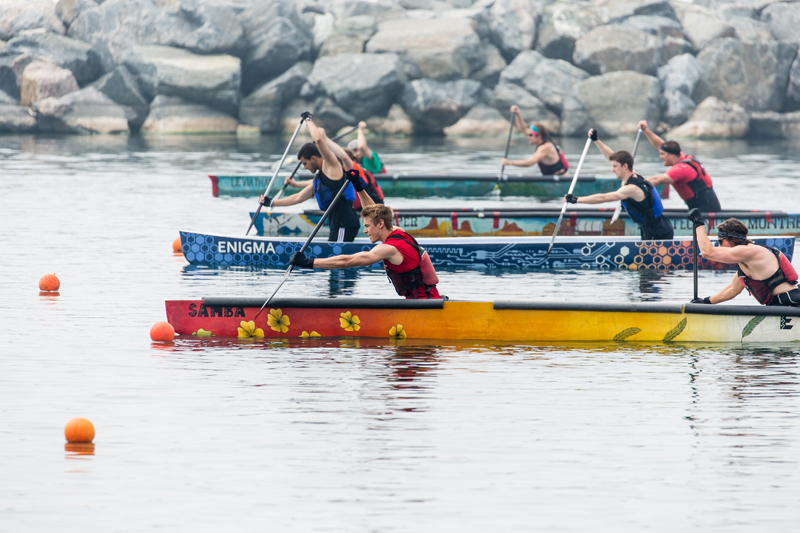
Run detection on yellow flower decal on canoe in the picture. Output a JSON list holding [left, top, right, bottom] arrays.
[[300, 331, 321, 338], [238, 320, 264, 338], [267, 308, 290, 333], [389, 324, 407, 340], [192, 328, 213, 337], [339, 311, 361, 332]]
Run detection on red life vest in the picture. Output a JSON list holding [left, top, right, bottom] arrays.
[[738, 245, 799, 305], [537, 139, 569, 175], [351, 161, 385, 210], [673, 154, 713, 203], [383, 230, 441, 299]]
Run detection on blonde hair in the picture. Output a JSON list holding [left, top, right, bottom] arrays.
[[361, 204, 394, 230]]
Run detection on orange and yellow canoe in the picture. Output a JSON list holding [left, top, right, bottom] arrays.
[[165, 298, 800, 344]]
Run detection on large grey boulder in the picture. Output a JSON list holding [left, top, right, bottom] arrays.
[[658, 53, 702, 125], [122, 45, 241, 115], [55, 0, 99, 26], [668, 97, 749, 139], [318, 15, 376, 57], [489, 0, 538, 60], [153, 0, 247, 56], [0, 32, 102, 99], [561, 71, 661, 137], [327, 0, 403, 21], [0, 1, 66, 41], [498, 50, 590, 114], [365, 17, 485, 81], [787, 55, 800, 111], [443, 104, 512, 136], [616, 15, 686, 39], [302, 53, 405, 119], [695, 38, 797, 112], [239, 61, 312, 132], [489, 82, 559, 133], [239, 0, 313, 92], [720, 9, 774, 43], [68, 0, 160, 73], [311, 12, 335, 55], [573, 25, 691, 76], [760, 2, 800, 46], [34, 86, 130, 134], [0, 89, 37, 132], [20, 61, 79, 107], [671, 3, 735, 51], [748, 111, 800, 139], [140, 94, 238, 134], [91, 65, 149, 130], [369, 103, 414, 135], [470, 42, 507, 88], [310, 97, 356, 132], [401, 78, 487, 134], [536, 1, 604, 62]]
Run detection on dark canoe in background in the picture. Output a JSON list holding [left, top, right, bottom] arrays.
[[177, 230, 795, 271], [210, 172, 670, 199], [165, 297, 800, 343], [252, 208, 799, 238]]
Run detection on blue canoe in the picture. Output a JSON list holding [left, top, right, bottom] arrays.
[[210, 173, 670, 199], [178, 231, 795, 271]]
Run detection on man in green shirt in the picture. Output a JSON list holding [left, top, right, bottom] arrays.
[[347, 120, 385, 174]]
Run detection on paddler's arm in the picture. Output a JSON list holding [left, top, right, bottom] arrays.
[[510, 105, 527, 134], [266, 182, 314, 207], [588, 129, 614, 160], [292, 243, 401, 269], [307, 122, 343, 180], [694, 225, 756, 264], [324, 136, 354, 169], [638, 120, 665, 150], [646, 173, 674, 186], [285, 177, 313, 188], [566, 184, 638, 204], [357, 121, 375, 162], [501, 143, 554, 168], [344, 168, 375, 207], [703, 272, 746, 304]]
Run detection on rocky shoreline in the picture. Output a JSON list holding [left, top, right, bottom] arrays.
[[1, 0, 799, 138]]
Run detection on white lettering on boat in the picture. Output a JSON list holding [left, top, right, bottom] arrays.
[[217, 241, 275, 254]]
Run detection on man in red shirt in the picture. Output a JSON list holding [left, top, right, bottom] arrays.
[[289, 175, 442, 300], [637, 120, 721, 212]]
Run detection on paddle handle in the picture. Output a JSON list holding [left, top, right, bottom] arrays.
[[547, 137, 593, 254], [498, 112, 515, 181], [610, 127, 643, 225], [254, 173, 354, 319], [693, 225, 699, 300]]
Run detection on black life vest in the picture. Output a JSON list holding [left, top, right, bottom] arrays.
[[537, 139, 569, 175], [738, 245, 799, 305], [621, 174, 673, 240]]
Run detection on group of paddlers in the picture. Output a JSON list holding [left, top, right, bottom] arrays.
[[255, 110, 798, 308]]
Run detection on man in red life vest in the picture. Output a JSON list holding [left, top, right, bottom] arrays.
[[500, 105, 569, 175], [638, 120, 722, 211], [289, 177, 442, 299], [688, 210, 800, 306]]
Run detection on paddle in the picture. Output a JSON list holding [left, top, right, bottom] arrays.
[[610, 126, 643, 224], [245, 115, 308, 236], [253, 171, 354, 320], [498, 112, 515, 181], [546, 136, 593, 255], [692, 223, 699, 301], [270, 125, 359, 204]]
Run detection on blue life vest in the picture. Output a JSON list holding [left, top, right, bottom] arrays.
[[621, 174, 664, 224], [313, 169, 355, 210]]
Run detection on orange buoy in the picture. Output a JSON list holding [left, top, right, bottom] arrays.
[[150, 321, 175, 342], [65, 418, 95, 443], [39, 273, 60, 291], [172, 237, 182, 253]]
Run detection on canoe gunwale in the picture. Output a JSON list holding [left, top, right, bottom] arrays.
[[202, 297, 444, 309], [493, 301, 684, 314], [684, 303, 800, 317]]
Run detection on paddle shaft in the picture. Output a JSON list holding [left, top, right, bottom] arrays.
[[271, 126, 359, 204], [547, 137, 593, 254], [254, 172, 353, 320], [246, 117, 307, 235], [610, 127, 644, 224], [693, 224, 699, 300], [498, 112, 515, 181]]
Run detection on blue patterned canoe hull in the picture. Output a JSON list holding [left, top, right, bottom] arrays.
[[179, 231, 795, 271]]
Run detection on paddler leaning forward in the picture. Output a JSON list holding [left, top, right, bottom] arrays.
[[288, 172, 442, 300], [564, 128, 674, 240], [688, 210, 800, 307]]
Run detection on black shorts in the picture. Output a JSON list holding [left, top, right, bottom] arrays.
[[767, 287, 800, 307], [328, 225, 359, 243]]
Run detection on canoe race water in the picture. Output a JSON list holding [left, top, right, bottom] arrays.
[[210, 172, 671, 198], [178, 230, 795, 271], [165, 298, 800, 344], [252, 208, 800, 238]]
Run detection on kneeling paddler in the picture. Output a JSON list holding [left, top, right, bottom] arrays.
[[289, 173, 442, 300], [689, 210, 800, 307]]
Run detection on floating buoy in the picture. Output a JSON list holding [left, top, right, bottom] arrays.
[[150, 321, 175, 342], [172, 237, 182, 253], [39, 273, 60, 291], [65, 418, 95, 443]]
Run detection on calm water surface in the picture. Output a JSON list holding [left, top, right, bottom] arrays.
[[1, 134, 799, 531]]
